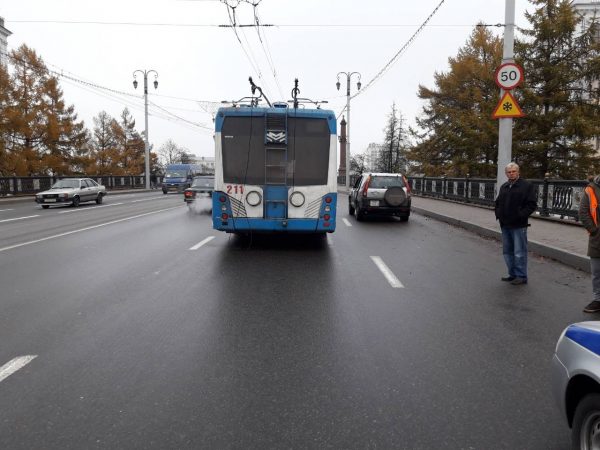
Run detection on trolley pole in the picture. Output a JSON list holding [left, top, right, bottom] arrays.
[[496, 0, 516, 194]]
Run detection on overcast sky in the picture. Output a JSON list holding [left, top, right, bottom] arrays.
[[1, 0, 529, 161]]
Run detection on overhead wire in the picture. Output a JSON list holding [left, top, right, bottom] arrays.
[[1, 49, 214, 134], [351, 0, 447, 100]]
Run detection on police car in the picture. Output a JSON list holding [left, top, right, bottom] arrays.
[[553, 321, 600, 448]]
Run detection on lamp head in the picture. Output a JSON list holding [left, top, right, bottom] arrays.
[[133, 79, 138, 89], [357, 81, 362, 90], [336, 81, 340, 91], [153, 80, 158, 89]]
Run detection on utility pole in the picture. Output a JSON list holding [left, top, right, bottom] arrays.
[[336, 72, 361, 189], [496, 0, 516, 194], [133, 69, 158, 190]]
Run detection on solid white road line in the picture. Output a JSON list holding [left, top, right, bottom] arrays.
[[58, 203, 124, 214], [0, 355, 37, 383], [342, 218, 352, 227], [0, 206, 182, 253], [190, 236, 215, 250], [0, 215, 40, 224], [370, 256, 405, 288]]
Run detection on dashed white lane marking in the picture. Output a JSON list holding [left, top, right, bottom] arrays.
[[370, 256, 404, 288], [190, 236, 215, 250], [130, 197, 166, 203], [0, 209, 14, 212], [0, 206, 182, 253], [0, 355, 37, 383], [0, 215, 40, 224], [58, 203, 124, 214], [342, 218, 352, 227]]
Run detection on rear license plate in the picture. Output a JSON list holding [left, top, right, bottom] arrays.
[[370, 200, 380, 206], [44, 199, 56, 202]]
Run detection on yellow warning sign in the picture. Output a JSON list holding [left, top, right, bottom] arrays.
[[492, 91, 525, 119]]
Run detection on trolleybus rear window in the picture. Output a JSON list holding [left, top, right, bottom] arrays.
[[222, 116, 265, 185], [221, 115, 330, 186], [287, 118, 330, 186]]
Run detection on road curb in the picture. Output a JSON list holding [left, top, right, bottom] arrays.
[[413, 206, 590, 273]]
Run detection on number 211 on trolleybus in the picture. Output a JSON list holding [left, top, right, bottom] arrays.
[[212, 102, 338, 234]]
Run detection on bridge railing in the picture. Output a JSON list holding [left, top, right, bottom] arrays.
[[0, 175, 163, 197], [407, 176, 587, 222]]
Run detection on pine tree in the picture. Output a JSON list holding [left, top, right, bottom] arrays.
[[377, 103, 408, 173], [514, 0, 600, 179], [41, 76, 88, 176], [115, 107, 144, 175], [91, 111, 120, 175]]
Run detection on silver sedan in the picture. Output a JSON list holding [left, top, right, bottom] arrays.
[[35, 178, 106, 208]]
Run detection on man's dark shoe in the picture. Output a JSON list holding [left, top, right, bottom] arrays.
[[510, 277, 527, 285], [501, 276, 516, 282], [584, 301, 600, 313]]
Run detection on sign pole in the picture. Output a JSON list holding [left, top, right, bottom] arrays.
[[496, 0, 516, 196]]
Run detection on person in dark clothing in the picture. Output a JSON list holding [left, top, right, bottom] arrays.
[[579, 175, 600, 313], [494, 162, 537, 285]]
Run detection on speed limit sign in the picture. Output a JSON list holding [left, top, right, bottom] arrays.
[[494, 62, 524, 90]]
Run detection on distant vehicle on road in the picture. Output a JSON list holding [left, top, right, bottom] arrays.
[[349, 172, 411, 221], [184, 175, 214, 206], [162, 164, 202, 194], [35, 178, 106, 209], [552, 321, 600, 448]]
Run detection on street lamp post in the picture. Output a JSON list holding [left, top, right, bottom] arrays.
[[336, 71, 361, 190], [133, 69, 158, 190]]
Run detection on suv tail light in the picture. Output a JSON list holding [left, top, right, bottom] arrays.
[[362, 175, 371, 197], [402, 175, 411, 194]]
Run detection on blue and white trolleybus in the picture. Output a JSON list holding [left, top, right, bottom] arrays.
[[212, 82, 337, 234]]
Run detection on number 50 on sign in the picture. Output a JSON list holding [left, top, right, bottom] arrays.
[[494, 62, 524, 90]]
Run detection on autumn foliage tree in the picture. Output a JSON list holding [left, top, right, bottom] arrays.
[[409, 25, 503, 177], [0, 44, 149, 178], [0, 44, 87, 176]]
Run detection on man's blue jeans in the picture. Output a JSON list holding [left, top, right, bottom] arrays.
[[501, 226, 528, 279]]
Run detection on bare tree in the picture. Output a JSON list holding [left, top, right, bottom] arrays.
[[158, 139, 185, 165]]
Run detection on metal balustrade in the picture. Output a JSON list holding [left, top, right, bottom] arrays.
[[0, 175, 162, 197], [406, 176, 587, 222]]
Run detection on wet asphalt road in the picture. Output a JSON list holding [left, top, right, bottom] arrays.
[[0, 192, 592, 449]]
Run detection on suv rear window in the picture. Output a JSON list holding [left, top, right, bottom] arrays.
[[369, 176, 405, 189]]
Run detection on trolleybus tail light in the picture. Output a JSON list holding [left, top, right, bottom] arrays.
[[324, 214, 330, 221], [362, 176, 371, 197], [219, 195, 226, 203], [324, 222, 331, 227], [221, 213, 228, 220], [325, 196, 332, 204]]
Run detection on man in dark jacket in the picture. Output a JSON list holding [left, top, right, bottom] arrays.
[[579, 175, 600, 313], [494, 162, 537, 285]]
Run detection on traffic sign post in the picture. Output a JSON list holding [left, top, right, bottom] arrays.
[[494, 62, 524, 90]]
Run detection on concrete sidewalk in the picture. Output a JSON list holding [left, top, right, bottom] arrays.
[[411, 195, 590, 273]]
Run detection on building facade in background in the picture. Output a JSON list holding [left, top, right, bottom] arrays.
[[0, 17, 11, 67], [191, 155, 215, 174], [365, 143, 384, 172]]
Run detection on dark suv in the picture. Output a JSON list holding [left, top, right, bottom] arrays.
[[349, 173, 411, 221]]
